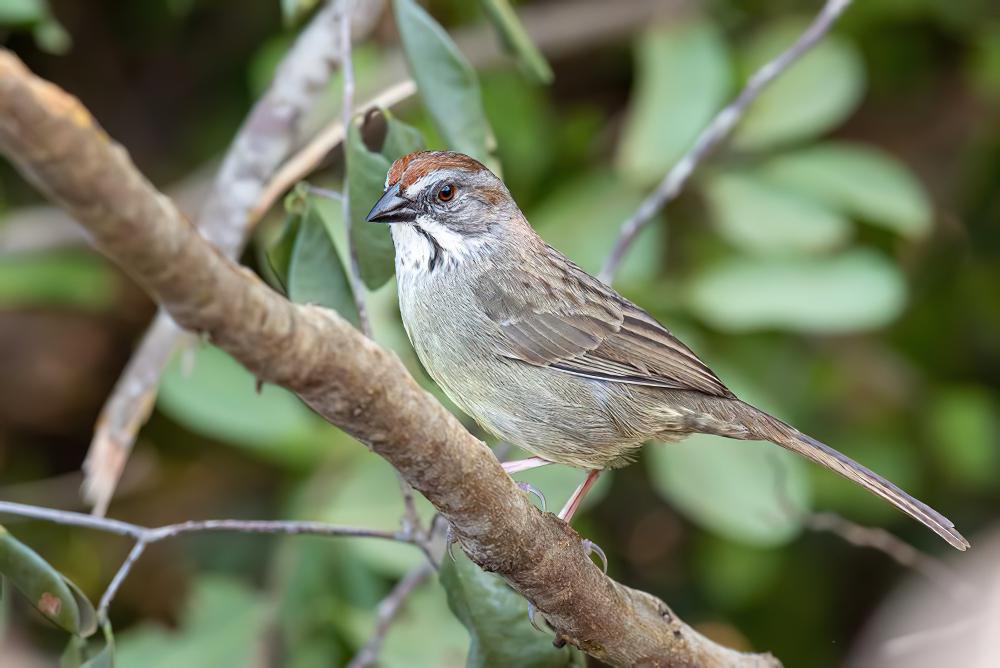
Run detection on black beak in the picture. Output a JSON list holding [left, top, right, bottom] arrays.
[[366, 184, 418, 224]]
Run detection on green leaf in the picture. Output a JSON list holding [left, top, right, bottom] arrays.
[[158, 343, 330, 467], [441, 551, 585, 667], [479, 0, 553, 84], [377, 579, 470, 668], [393, 0, 497, 167], [687, 249, 907, 333], [647, 435, 809, 546], [380, 110, 426, 162], [346, 113, 425, 289], [732, 20, 865, 150], [0, 526, 97, 636], [62, 621, 114, 668], [927, 386, 998, 490], [287, 201, 361, 327], [317, 453, 434, 575], [33, 18, 71, 54], [617, 20, 730, 187], [0, 0, 45, 25], [704, 170, 852, 254], [266, 211, 301, 292], [115, 577, 268, 668], [758, 142, 933, 238], [694, 536, 783, 609], [0, 252, 115, 311]]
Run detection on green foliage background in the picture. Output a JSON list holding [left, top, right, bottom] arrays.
[[0, 0, 998, 666]]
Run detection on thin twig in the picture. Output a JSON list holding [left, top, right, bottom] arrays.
[[0, 500, 413, 620], [339, 0, 372, 337], [345, 562, 435, 668], [599, 0, 853, 282]]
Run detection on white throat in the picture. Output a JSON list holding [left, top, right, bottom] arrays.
[[390, 214, 483, 275]]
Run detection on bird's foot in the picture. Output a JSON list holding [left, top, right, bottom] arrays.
[[516, 481, 547, 512], [582, 538, 608, 574]]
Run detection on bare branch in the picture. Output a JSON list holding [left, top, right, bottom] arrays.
[[0, 500, 412, 619], [346, 562, 435, 668], [339, 0, 373, 337], [0, 50, 778, 667], [600, 0, 853, 282], [81, 0, 387, 515]]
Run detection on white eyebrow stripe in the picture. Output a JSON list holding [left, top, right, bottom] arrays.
[[403, 172, 442, 197]]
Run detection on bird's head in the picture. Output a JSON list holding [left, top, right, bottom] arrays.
[[366, 151, 522, 271]]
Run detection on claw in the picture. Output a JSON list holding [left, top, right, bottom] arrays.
[[516, 481, 547, 512], [445, 524, 460, 562], [527, 602, 546, 633], [582, 539, 608, 574]]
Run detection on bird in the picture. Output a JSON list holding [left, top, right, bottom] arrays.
[[366, 150, 969, 552]]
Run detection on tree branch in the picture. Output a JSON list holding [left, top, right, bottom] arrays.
[[0, 500, 411, 620], [81, 0, 387, 516], [346, 562, 435, 668], [0, 50, 777, 667], [599, 0, 853, 282]]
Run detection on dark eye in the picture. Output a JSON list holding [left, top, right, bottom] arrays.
[[437, 184, 456, 202]]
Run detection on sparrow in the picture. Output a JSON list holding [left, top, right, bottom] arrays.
[[366, 150, 968, 551]]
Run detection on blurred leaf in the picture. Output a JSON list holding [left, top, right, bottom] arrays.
[[0, 0, 45, 25], [479, 0, 553, 84], [530, 170, 663, 287], [318, 453, 435, 575], [687, 249, 907, 333], [617, 20, 730, 187], [272, 539, 382, 667], [116, 577, 267, 668], [61, 621, 114, 668], [704, 170, 852, 254], [158, 343, 330, 467], [928, 386, 998, 490], [346, 115, 425, 290], [0, 252, 114, 311], [33, 18, 71, 54], [380, 110, 426, 161], [393, 0, 497, 167], [647, 436, 809, 546], [694, 536, 783, 609], [378, 580, 468, 668], [758, 142, 933, 238], [441, 551, 584, 667], [732, 20, 865, 150], [0, 526, 96, 636], [482, 70, 554, 199], [266, 211, 301, 292], [286, 200, 360, 326]]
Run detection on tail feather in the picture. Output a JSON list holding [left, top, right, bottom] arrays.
[[741, 404, 969, 551]]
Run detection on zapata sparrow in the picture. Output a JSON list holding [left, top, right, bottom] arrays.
[[366, 150, 968, 552]]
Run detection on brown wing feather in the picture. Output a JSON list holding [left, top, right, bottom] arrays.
[[475, 243, 734, 399]]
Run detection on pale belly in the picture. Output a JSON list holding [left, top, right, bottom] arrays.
[[396, 272, 652, 469]]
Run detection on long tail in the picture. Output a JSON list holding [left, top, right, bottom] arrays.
[[717, 401, 969, 551]]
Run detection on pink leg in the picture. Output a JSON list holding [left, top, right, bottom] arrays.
[[502, 456, 553, 474], [558, 469, 602, 522]]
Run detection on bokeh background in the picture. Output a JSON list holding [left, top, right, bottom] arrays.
[[1, 0, 998, 666]]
